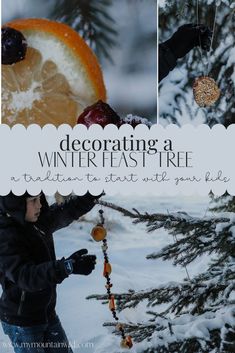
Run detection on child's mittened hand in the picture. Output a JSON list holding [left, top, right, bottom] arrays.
[[66, 249, 97, 276], [165, 23, 212, 59], [77, 192, 105, 213]]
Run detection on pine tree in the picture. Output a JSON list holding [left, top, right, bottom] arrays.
[[88, 200, 235, 352], [159, 0, 235, 127], [50, 0, 117, 62]]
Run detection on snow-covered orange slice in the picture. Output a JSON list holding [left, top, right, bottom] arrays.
[[2, 18, 106, 127]]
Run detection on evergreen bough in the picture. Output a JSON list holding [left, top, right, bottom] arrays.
[[51, 0, 117, 62], [88, 200, 235, 352]]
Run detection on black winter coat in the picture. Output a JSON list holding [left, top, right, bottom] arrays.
[[159, 43, 177, 82], [0, 192, 96, 326]]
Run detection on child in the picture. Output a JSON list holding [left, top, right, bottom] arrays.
[[0, 192, 99, 353]]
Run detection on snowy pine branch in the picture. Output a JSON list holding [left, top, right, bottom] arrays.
[[88, 262, 235, 315], [210, 194, 235, 213], [93, 199, 235, 351], [97, 199, 233, 265]]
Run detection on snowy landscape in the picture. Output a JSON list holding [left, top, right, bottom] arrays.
[[0, 194, 213, 352], [1, 1, 234, 352]]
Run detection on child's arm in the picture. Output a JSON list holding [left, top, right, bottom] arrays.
[[38, 193, 100, 234], [0, 230, 68, 291]]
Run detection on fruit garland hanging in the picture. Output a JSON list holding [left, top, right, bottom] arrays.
[[193, 1, 220, 107], [90, 208, 133, 349]]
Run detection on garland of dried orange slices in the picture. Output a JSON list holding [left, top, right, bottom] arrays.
[[91, 208, 133, 349], [193, 1, 220, 107]]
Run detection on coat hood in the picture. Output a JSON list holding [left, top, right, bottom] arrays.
[[0, 192, 49, 226]]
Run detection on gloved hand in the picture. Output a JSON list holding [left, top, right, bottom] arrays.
[[88, 191, 105, 201], [165, 23, 212, 59], [64, 249, 96, 275], [74, 191, 105, 214]]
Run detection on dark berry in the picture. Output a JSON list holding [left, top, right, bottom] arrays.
[[77, 100, 121, 127], [2, 27, 27, 65]]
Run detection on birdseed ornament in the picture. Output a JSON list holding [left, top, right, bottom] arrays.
[[193, 1, 220, 107], [193, 76, 220, 107], [91, 209, 133, 349]]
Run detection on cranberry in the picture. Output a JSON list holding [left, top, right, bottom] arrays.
[[2, 27, 27, 65], [77, 100, 121, 127], [77, 100, 151, 128]]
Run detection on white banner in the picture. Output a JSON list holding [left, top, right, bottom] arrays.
[[0, 123, 234, 196]]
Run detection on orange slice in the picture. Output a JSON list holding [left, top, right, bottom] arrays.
[[2, 18, 106, 127]]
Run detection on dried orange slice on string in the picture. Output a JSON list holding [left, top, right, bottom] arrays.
[[1, 18, 106, 127]]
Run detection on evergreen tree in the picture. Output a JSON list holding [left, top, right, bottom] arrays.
[[88, 200, 235, 352], [159, 0, 235, 127]]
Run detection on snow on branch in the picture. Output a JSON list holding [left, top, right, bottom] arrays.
[[97, 199, 234, 266], [92, 199, 235, 351]]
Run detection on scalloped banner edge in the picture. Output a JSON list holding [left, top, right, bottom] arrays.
[[0, 123, 234, 196]]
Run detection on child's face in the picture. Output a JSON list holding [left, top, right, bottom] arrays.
[[25, 195, 42, 222]]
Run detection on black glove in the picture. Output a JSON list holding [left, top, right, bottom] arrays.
[[165, 23, 212, 59], [64, 249, 96, 276], [74, 191, 105, 214]]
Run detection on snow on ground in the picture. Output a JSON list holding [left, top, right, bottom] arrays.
[[0, 194, 211, 352]]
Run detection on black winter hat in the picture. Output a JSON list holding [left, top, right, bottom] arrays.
[[0, 192, 49, 225]]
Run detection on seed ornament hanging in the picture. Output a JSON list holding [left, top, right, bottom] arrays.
[[193, 1, 220, 107], [193, 76, 220, 107], [90, 208, 133, 349]]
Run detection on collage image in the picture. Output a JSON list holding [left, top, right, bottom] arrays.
[[1, 1, 235, 353]]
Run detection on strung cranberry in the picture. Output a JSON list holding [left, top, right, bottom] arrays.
[[105, 283, 113, 289], [2, 27, 27, 65], [77, 100, 121, 127], [95, 208, 133, 348], [77, 99, 151, 129]]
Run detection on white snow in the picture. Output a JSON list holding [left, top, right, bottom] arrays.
[[158, 0, 167, 8], [0, 195, 213, 352]]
